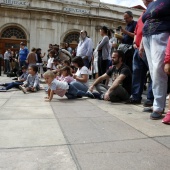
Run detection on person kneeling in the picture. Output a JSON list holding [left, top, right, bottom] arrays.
[[89, 50, 132, 102], [43, 71, 94, 102]]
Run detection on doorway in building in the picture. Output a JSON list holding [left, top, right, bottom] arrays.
[[0, 26, 27, 55], [0, 26, 27, 70], [63, 32, 79, 49]]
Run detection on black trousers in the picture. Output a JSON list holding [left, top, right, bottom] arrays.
[[124, 48, 135, 73]]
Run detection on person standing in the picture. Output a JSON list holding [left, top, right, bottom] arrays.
[[126, 0, 154, 105], [64, 43, 72, 54], [97, 26, 111, 83], [19, 42, 29, 68], [76, 30, 93, 68], [142, 0, 170, 120], [27, 48, 37, 67], [4, 49, 11, 73], [118, 11, 137, 72], [36, 48, 46, 78]]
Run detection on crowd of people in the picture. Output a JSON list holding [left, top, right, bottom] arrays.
[[0, 0, 170, 124]]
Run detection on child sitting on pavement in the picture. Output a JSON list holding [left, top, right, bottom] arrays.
[[43, 71, 94, 102], [56, 66, 74, 83], [19, 65, 40, 93], [0, 66, 28, 92]]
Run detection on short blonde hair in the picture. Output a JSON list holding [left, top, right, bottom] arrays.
[[43, 71, 55, 79]]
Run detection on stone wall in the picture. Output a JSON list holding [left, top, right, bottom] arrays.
[[0, 0, 142, 55]]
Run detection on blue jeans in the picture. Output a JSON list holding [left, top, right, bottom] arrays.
[[19, 61, 27, 68], [70, 81, 88, 93], [143, 33, 169, 112], [132, 49, 154, 101], [4, 82, 23, 90], [4, 60, 10, 73], [65, 84, 87, 99]]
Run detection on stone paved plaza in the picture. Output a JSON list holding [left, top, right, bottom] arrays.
[[0, 75, 170, 170]]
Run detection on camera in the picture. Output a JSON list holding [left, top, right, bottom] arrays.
[[117, 26, 122, 31]]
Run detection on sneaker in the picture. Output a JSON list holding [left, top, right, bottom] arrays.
[[19, 85, 27, 94], [0, 83, 5, 86], [86, 91, 95, 99], [162, 111, 170, 124], [150, 111, 163, 120], [92, 92, 102, 100], [0, 88, 7, 92], [125, 98, 141, 104], [143, 100, 153, 107]]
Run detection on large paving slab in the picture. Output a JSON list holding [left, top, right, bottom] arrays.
[[88, 99, 170, 137], [51, 104, 112, 118], [51, 101, 146, 144], [72, 138, 170, 170], [0, 99, 8, 107], [0, 119, 66, 148], [154, 136, 170, 149], [0, 146, 77, 170], [3, 98, 50, 107], [0, 106, 55, 119]]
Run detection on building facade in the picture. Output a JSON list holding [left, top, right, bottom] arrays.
[[0, 0, 142, 55]]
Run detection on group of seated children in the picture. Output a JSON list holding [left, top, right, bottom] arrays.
[[0, 57, 94, 100]]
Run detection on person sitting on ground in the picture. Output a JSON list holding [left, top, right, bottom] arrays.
[[56, 66, 74, 83], [162, 36, 170, 124], [89, 50, 132, 102], [19, 65, 40, 93], [43, 71, 94, 101], [70, 57, 89, 93], [0, 66, 28, 92]]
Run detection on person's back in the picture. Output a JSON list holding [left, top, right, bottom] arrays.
[[27, 52, 37, 65]]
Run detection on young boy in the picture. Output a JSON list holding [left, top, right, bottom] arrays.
[[43, 71, 94, 102], [0, 66, 28, 92], [162, 37, 170, 124], [19, 65, 40, 93]]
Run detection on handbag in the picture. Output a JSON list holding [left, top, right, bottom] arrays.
[[118, 44, 133, 54]]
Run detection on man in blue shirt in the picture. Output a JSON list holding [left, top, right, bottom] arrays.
[[19, 42, 29, 68]]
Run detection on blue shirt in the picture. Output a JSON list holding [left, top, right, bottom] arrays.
[[142, 0, 170, 36], [19, 47, 29, 61], [122, 21, 137, 45]]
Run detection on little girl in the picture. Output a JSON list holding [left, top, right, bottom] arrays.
[[43, 71, 94, 101], [162, 37, 170, 124], [47, 50, 56, 70], [56, 66, 74, 83], [19, 65, 40, 93]]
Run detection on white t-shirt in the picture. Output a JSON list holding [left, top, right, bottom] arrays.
[[49, 79, 69, 97], [75, 66, 89, 87], [47, 58, 56, 69]]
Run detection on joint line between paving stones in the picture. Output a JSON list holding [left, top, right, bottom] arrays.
[[50, 103, 82, 170], [88, 100, 170, 150]]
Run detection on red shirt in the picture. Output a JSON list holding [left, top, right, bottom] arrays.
[[134, 12, 145, 48], [165, 37, 170, 64]]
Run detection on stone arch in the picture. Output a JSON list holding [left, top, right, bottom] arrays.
[[0, 23, 29, 41], [0, 24, 29, 55], [60, 29, 80, 49]]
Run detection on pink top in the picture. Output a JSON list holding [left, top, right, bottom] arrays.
[[165, 37, 170, 64], [56, 75, 74, 83]]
